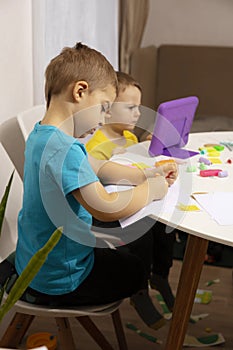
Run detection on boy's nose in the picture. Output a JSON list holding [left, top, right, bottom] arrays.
[[134, 107, 141, 117]]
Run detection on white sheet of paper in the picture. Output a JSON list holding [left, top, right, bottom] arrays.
[[193, 192, 233, 225], [105, 181, 185, 228]]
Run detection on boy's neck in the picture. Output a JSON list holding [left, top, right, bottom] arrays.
[[41, 101, 75, 136]]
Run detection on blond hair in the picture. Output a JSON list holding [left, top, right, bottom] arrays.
[[45, 42, 118, 108], [116, 71, 141, 95]]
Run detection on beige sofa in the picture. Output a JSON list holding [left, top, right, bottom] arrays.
[[130, 45, 233, 136]]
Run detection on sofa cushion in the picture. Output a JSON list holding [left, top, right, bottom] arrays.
[[191, 114, 233, 133], [157, 45, 233, 119]]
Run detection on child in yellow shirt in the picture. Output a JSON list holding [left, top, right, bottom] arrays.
[[86, 71, 141, 158], [87, 71, 176, 318]]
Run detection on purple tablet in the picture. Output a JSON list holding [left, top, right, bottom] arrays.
[[148, 96, 199, 159]]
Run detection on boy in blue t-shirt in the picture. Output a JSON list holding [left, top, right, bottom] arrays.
[[6, 43, 178, 330]]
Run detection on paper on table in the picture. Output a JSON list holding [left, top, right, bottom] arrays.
[[192, 192, 233, 225], [105, 182, 182, 228]]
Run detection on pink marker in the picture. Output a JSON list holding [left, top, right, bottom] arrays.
[[200, 169, 222, 177]]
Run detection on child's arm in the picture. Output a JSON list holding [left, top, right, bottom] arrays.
[[72, 175, 168, 222], [89, 155, 147, 185], [89, 154, 178, 186]]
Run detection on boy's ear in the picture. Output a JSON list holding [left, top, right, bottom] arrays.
[[73, 81, 89, 102]]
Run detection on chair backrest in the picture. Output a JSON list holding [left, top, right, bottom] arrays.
[[0, 105, 45, 180], [0, 117, 25, 180], [0, 105, 45, 263], [17, 105, 45, 139]]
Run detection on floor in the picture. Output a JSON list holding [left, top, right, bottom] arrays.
[[1, 260, 233, 350]]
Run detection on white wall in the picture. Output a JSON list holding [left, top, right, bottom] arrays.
[[142, 0, 233, 47], [0, 1, 33, 261], [0, 0, 33, 123], [32, 0, 119, 104], [0, 0, 119, 263]]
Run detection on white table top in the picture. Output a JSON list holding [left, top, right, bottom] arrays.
[[111, 131, 233, 247]]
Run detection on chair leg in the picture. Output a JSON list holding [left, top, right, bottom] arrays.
[[0, 312, 34, 348], [111, 309, 128, 350], [55, 317, 76, 350], [77, 315, 114, 350]]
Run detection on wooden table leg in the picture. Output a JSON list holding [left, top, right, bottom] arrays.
[[164, 234, 209, 350]]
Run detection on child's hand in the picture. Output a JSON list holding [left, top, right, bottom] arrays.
[[146, 133, 152, 141], [145, 163, 178, 186], [111, 147, 126, 156], [159, 163, 178, 186]]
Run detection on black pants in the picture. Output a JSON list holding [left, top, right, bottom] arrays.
[[151, 221, 176, 277], [93, 217, 175, 278], [4, 226, 153, 307]]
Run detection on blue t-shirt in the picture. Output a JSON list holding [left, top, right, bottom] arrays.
[[15, 122, 98, 294]]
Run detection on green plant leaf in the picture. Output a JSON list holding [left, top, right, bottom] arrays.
[[0, 227, 62, 322], [0, 170, 14, 236]]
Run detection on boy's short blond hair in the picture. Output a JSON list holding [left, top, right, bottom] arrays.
[[45, 42, 118, 108], [116, 71, 141, 95]]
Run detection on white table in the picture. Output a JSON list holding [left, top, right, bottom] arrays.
[[111, 131, 233, 350]]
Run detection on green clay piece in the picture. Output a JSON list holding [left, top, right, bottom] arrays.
[[214, 145, 224, 151], [197, 334, 219, 344], [199, 163, 208, 170], [186, 166, 197, 172]]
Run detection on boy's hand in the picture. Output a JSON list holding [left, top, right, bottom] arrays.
[[145, 163, 178, 186], [160, 162, 178, 186]]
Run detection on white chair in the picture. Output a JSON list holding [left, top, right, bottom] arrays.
[[0, 107, 128, 350], [17, 104, 45, 140], [0, 295, 127, 350], [0, 105, 45, 180]]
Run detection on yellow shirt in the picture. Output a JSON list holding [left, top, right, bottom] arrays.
[[86, 129, 138, 160]]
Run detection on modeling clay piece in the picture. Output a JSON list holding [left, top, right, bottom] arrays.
[[199, 169, 222, 177], [186, 165, 197, 172], [213, 145, 224, 151], [189, 313, 209, 324], [126, 323, 162, 344], [194, 289, 212, 304], [205, 278, 220, 286], [199, 163, 208, 170], [203, 144, 224, 151], [155, 294, 172, 318], [203, 143, 219, 148], [205, 327, 212, 333], [208, 158, 222, 164], [227, 158, 233, 164], [218, 170, 228, 178], [26, 332, 57, 350], [199, 157, 211, 165], [207, 150, 220, 157], [155, 159, 176, 167], [177, 203, 200, 211], [183, 333, 225, 347], [131, 162, 151, 169]]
